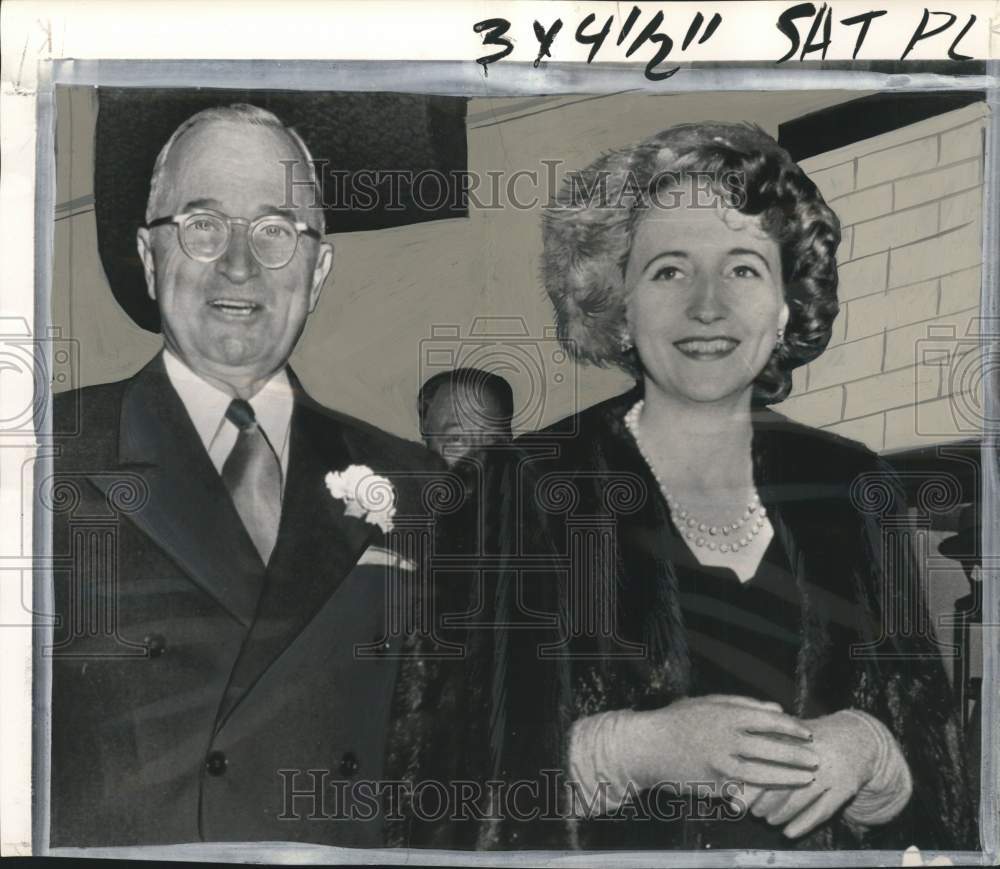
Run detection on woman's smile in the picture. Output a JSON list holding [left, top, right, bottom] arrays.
[[673, 335, 741, 360]]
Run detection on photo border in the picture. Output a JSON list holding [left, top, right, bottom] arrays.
[[13, 54, 1000, 866]]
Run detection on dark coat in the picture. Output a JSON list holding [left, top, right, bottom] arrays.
[[48, 353, 445, 848], [403, 387, 974, 852]]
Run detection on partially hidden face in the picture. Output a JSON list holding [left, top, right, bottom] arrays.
[[137, 119, 333, 388], [624, 186, 789, 405], [422, 383, 511, 466]]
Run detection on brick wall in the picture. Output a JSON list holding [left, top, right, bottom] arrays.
[[780, 103, 988, 453]]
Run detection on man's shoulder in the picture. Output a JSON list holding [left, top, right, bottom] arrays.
[[53, 378, 129, 421], [296, 395, 444, 474], [52, 377, 135, 467]]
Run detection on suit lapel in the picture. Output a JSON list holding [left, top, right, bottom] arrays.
[[89, 355, 265, 625], [214, 397, 379, 727]]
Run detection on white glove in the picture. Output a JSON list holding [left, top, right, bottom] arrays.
[[744, 708, 912, 838], [569, 694, 817, 814]]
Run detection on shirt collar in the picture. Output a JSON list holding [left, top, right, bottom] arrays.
[[247, 366, 294, 459], [162, 349, 294, 457]]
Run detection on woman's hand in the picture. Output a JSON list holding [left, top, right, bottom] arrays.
[[626, 694, 818, 794], [745, 710, 879, 838]]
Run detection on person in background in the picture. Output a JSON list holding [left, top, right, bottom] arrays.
[[418, 368, 514, 466]]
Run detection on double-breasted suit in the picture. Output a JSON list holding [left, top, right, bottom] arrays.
[[49, 354, 444, 847]]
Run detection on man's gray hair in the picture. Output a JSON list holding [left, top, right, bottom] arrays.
[[145, 103, 324, 229]]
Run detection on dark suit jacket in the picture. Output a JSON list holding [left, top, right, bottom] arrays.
[[49, 354, 445, 847]]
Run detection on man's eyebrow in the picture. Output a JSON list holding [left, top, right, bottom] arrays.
[[181, 197, 223, 211], [179, 200, 300, 219], [259, 204, 299, 218]]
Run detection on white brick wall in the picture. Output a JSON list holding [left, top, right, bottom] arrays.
[[856, 136, 938, 188], [894, 158, 980, 210], [832, 183, 892, 226], [844, 279, 939, 341], [837, 252, 888, 301], [785, 103, 988, 452], [851, 201, 938, 259]]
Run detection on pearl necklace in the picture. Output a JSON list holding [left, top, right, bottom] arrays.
[[623, 400, 766, 553]]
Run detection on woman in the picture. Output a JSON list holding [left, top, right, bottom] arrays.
[[455, 123, 973, 852]]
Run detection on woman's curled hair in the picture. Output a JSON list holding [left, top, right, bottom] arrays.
[[542, 122, 842, 404]]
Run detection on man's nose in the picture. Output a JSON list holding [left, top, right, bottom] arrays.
[[686, 274, 727, 324], [215, 225, 260, 284]]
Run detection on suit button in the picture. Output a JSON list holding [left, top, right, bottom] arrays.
[[339, 751, 359, 778], [144, 633, 167, 658], [206, 750, 227, 776]]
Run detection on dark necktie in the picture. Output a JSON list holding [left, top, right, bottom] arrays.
[[221, 398, 282, 564]]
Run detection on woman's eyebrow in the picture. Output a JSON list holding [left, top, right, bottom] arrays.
[[729, 247, 772, 273], [642, 250, 689, 272]]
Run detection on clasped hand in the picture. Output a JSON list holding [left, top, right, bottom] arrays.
[[743, 707, 879, 838], [627, 695, 876, 838]]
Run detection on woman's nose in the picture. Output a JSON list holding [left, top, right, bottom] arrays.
[[216, 225, 260, 284], [686, 275, 727, 323]]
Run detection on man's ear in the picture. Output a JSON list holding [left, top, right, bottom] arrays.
[[308, 241, 334, 313], [136, 228, 157, 301]]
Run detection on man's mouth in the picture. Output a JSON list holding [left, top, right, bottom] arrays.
[[207, 299, 263, 318], [673, 336, 740, 359]]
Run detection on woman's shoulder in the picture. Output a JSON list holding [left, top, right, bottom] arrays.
[[513, 389, 637, 462], [757, 406, 891, 481], [518, 389, 637, 440]]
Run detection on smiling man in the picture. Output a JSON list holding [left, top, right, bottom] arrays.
[[49, 104, 444, 847]]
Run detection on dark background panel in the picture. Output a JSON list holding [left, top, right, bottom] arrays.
[[778, 91, 985, 160]]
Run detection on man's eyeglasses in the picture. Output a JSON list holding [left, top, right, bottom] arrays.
[[146, 210, 322, 270]]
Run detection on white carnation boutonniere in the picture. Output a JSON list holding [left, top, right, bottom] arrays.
[[324, 464, 397, 534]]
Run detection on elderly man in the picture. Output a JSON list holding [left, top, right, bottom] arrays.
[[50, 104, 444, 847]]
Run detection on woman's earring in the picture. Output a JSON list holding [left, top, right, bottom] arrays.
[[775, 326, 785, 348], [620, 330, 634, 352]]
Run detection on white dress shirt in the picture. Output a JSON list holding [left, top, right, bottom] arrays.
[[163, 350, 294, 490]]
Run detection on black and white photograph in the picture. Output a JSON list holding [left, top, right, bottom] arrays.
[[0, 2, 996, 865]]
